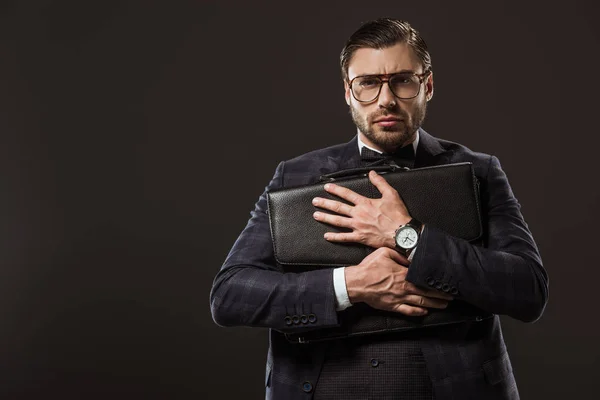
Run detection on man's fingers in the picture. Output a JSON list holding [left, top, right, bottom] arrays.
[[368, 170, 397, 198], [405, 282, 454, 301], [323, 231, 362, 243], [313, 211, 353, 228], [312, 197, 353, 216], [391, 304, 428, 316], [323, 183, 366, 205], [379, 247, 410, 265], [403, 295, 449, 309], [422, 288, 454, 301]]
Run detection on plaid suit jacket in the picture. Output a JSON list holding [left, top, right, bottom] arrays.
[[210, 129, 548, 400]]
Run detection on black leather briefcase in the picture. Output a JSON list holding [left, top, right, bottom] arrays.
[[267, 162, 483, 269], [266, 162, 493, 343]]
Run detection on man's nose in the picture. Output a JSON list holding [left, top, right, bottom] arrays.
[[377, 82, 397, 108]]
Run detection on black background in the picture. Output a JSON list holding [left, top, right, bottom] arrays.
[[1, 1, 599, 399]]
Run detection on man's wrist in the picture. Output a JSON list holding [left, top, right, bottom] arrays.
[[385, 234, 397, 249], [344, 265, 364, 304]]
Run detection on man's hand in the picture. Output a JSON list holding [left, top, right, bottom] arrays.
[[345, 247, 453, 316], [312, 170, 410, 249]]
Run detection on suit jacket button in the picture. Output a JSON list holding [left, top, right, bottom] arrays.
[[450, 286, 459, 295], [302, 381, 313, 393], [441, 283, 450, 292], [426, 276, 435, 286], [370, 358, 379, 367], [300, 315, 308, 324], [434, 281, 443, 290], [308, 314, 317, 323], [284, 316, 292, 326], [292, 315, 300, 324]]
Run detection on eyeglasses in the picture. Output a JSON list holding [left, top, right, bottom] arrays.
[[348, 71, 431, 103]]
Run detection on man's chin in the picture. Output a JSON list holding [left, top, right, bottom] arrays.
[[369, 130, 410, 149]]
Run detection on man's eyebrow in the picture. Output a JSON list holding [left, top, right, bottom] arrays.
[[351, 70, 417, 79]]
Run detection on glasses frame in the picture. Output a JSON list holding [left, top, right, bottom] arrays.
[[348, 70, 432, 103]]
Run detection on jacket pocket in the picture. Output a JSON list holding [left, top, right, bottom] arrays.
[[483, 352, 513, 385]]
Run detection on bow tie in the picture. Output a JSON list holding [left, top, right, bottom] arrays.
[[360, 145, 415, 168]]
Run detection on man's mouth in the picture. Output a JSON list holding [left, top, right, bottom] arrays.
[[373, 117, 403, 127]]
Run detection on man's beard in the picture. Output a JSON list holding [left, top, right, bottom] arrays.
[[350, 101, 427, 153]]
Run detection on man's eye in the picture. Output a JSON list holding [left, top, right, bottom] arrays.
[[391, 75, 415, 85], [359, 79, 379, 87]]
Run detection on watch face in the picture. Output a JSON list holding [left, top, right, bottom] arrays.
[[395, 226, 418, 249]]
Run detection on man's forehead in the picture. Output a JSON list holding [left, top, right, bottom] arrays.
[[347, 42, 422, 79]]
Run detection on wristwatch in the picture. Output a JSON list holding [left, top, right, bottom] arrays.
[[394, 218, 423, 256]]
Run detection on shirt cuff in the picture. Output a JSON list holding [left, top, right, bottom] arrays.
[[333, 267, 352, 311], [408, 245, 418, 262]]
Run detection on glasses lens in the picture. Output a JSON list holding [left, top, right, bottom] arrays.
[[389, 74, 421, 99], [351, 76, 382, 102]]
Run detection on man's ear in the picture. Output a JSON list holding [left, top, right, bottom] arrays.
[[425, 71, 434, 101], [344, 81, 351, 106]]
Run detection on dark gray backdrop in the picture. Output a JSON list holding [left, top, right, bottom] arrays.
[[1, 0, 598, 399]]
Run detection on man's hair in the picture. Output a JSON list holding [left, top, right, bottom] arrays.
[[340, 18, 432, 82]]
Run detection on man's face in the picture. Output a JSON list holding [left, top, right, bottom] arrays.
[[344, 42, 434, 153]]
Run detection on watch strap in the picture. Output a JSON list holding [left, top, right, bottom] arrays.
[[407, 217, 423, 232]]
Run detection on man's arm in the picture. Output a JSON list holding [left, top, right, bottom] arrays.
[[406, 155, 548, 322], [311, 156, 548, 322], [210, 161, 341, 333]]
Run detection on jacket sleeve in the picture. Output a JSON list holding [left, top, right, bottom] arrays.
[[406, 155, 549, 322], [209, 161, 341, 333]]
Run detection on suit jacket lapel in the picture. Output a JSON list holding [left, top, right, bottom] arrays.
[[414, 128, 450, 168], [328, 135, 363, 171]]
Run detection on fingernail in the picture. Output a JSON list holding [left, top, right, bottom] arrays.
[[312, 198, 319, 205], [324, 233, 330, 239], [324, 183, 331, 190], [313, 211, 321, 218]]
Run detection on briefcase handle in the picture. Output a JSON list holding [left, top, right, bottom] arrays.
[[319, 164, 409, 182]]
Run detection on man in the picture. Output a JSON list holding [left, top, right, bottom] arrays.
[[210, 18, 548, 399]]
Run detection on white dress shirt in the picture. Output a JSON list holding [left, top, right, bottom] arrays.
[[333, 132, 420, 311]]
